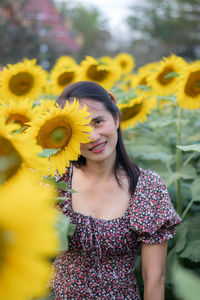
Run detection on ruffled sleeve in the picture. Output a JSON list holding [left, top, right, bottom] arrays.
[[130, 169, 183, 244]]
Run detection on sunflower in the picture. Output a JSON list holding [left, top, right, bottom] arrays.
[[147, 55, 187, 96], [79, 56, 118, 89], [176, 61, 200, 110], [0, 98, 38, 129], [0, 117, 48, 184], [28, 99, 92, 175], [50, 64, 80, 96], [0, 169, 58, 300], [114, 53, 135, 75], [131, 62, 158, 91], [0, 59, 47, 102], [118, 95, 157, 130], [54, 55, 77, 70]]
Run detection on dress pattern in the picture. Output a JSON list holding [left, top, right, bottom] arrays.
[[51, 166, 182, 299]]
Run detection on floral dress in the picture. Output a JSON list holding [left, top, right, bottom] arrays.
[[51, 166, 182, 299]]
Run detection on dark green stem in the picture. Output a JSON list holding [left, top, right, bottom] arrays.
[[176, 107, 182, 215]]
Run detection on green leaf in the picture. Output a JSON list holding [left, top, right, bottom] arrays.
[[44, 176, 68, 190], [172, 263, 200, 300], [175, 224, 187, 253], [165, 165, 196, 186], [55, 214, 76, 251], [38, 148, 61, 157], [191, 177, 200, 202], [178, 217, 200, 262], [180, 241, 200, 262], [164, 72, 179, 79], [177, 144, 200, 152]]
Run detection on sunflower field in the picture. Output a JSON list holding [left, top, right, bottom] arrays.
[[0, 53, 200, 300]]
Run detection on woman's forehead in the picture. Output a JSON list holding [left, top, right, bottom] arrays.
[[78, 98, 106, 113]]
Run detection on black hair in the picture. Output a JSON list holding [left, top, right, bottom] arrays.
[[57, 81, 140, 195]]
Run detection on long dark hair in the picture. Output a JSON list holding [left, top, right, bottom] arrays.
[[57, 81, 140, 195]]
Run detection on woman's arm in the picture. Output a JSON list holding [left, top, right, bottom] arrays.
[[141, 240, 168, 300]]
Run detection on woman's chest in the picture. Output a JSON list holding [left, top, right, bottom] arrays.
[[71, 182, 130, 220]]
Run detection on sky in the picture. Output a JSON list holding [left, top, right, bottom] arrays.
[[56, 0, 134, 37]]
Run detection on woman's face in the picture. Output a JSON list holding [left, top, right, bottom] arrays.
[[79, 98, 119, 163]]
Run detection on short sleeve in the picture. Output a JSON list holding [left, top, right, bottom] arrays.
[[130, 169, 183, 244]]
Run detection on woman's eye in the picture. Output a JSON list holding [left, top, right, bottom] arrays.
[[96, 119, 102, 124]]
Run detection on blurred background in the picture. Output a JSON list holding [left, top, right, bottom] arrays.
[[1, 0, 200, 70]]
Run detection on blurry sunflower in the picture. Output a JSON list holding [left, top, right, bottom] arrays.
[[177, 62, 200, 110], [79, 56, 118, 89], [0, 169, 58, 300], [0, 59, 47, 102], [54, 55, 77, 69], [132, 62, 158, 91], [28, 99, 92, 175], [147, 55, 187, 96], [50, 65, 80, 96], [118, 95, 157, 130], [98, 56, 121, 81], [0, 117, 48, 184], [114, 53, 135, 75], [0, 99, 37, 129]]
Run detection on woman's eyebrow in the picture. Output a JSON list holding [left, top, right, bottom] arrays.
[[91, 115, 104, 121]]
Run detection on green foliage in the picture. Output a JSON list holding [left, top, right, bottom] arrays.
[[38, 148, 60, 158], [172, 262, 200, 300], [123, 95, 200, 298], [126, 0, 200, 63], [55, 213, 76, 251]]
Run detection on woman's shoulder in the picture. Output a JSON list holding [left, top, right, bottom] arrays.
[[137, 167, 166, 188]]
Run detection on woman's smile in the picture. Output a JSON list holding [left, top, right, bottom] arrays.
[[89, 141, 107, 153]]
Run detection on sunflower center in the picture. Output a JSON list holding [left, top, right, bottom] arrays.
[[37, 117, 72, 149], [87, 65, 108, 82], [0, 136, 22, 184], [58, 72, 74, 86], [9, 72, 34, 96], [184, 71, 200, 97], [6, 113, 30, 127], [121, 102, 143, 121], [120, 60, 127, 69], [157, 66, 175, 85], [140, 78, 147, 85]]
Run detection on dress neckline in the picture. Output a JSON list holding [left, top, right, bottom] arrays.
[[67, 164, 140, 223]]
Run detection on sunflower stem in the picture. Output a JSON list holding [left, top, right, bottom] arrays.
[[176, 106, 182, 215]]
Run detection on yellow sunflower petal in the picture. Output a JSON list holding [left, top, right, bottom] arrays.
[[0, 169, 58, 300]]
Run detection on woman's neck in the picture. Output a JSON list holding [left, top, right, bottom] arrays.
[[81, 153, 116, 182]]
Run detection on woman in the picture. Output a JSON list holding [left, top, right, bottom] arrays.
[[51, 81, 182, 299]]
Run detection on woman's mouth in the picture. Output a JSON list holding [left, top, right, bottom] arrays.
[[89, 142, 107, 153]]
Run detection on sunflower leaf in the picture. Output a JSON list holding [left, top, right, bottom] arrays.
[[44, 176, 68, 190], [55, 214, 76, 251], [172, 263, 200, 300], [177, 144, 200, 152], [164, 72, 179, 79], [38, 148, 61, 157], [191, 177, 200, 202]]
